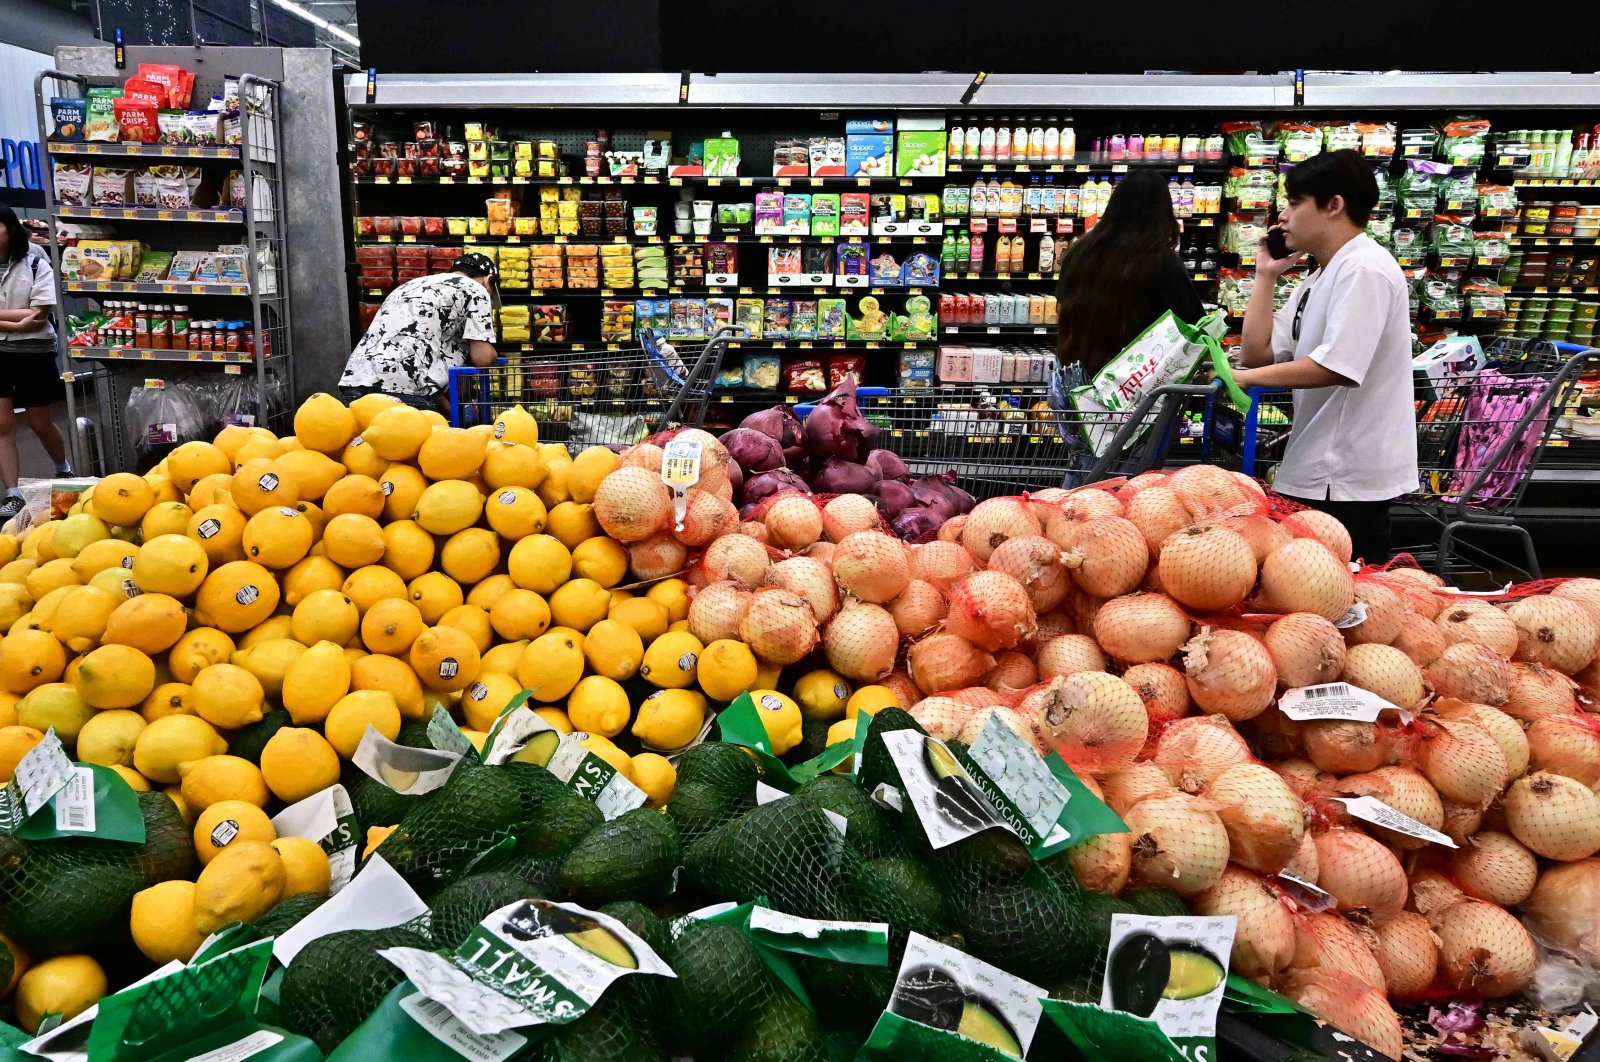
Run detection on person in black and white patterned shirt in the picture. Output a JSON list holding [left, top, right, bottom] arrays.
[[339, 252, 499, 410]]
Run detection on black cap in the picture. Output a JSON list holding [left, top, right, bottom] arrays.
[[452, 251, 498, 278]]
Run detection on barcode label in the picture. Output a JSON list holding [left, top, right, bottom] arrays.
[[1302, 684, 1352, 700], [400, 992, 527, 1062], [1278, 683, 1392, 723]]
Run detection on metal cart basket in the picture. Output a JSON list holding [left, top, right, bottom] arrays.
[[1224, 337, 1600, 580], [448, 327, 737, 451]]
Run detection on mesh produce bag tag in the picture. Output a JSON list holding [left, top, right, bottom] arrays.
[[0, 730, 73, 834], [377, 899, 674, 1038], [544, 733, 648, 819], [273, 854, 429, 965], [685, 899, 817, 1013], [719, 692, 854, 791], [14, 762, 145, 843], [747, 905, 890, 967], [860, 932, 1045, 1061], [478, 699, 559, 767], [1040, 999, 1189, 1062], [87, 940, 321, 1062], [427, 707, 477, 758], [328, 982, 529, 1062], [1092, 913, 1238, 1062], [19, 960, 184, 1060], [353, 725, 464, 794], [878, 728, 1013, 851], [271, 784, 360, 894]]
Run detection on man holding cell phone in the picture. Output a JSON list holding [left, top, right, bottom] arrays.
[[1233, 149, 1418, 564]]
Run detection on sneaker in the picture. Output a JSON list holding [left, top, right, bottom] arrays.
[[54, 463, 73, 477], [0, 495, 24, 524]]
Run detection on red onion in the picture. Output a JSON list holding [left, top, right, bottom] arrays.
[[740, 406, 805, 462], [804, 377, 872, 461], [741, 469, 810, 507], [809, 458, 881, 496], [726, 460, 742, 494], [874, 480, 918, 518], [866, 449, 910, 482], [892, 508, 945, 541], [719, 427, 785, 473]]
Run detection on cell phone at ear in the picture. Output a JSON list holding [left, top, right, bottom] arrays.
[[1265, 227, 1290, 260]]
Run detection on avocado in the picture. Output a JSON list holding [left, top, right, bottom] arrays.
[[249, 892, 327, 938], [726, 990, 829, 1062], [226, 708, 291, 764], [517, 790, 604, 857], [1127, 888, 1189, 919], [958, 998, 1024, 1058], [510, 729, 560, 767], [1163, 946, 1225, 1000], [857, 708, 925, 792], [557, 807, 680, 905], [795, 774, 901, 859], [665, 919, 780, 1055], [675, 740, 761, 797], [429, 871, 541, 950], [890, 966, 1024, 1058], [923, 736, 995, 830], [1108, 932, 1171, 1018]]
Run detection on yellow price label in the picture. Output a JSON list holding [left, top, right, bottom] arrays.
[[661, 439, 703, 490]]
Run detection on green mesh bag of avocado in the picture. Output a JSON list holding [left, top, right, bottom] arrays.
[[373, 759, 522, 895], [280, 925, 432, 1052]]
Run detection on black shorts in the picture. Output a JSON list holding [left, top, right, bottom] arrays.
[[0, 348, 65, 409]]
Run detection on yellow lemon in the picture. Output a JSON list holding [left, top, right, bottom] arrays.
[[139, 501, 193, 541], [507, 536, 571, 595], [549, 578, 609, 633], [194, 561, 279, 633], [193, 840, 284, 930], [568, 447, 621, 504], [0, 585, 31, 631], [75, 709, 145, 767], [517, 630, 584, 703], [140, 681, 194, 723], [414, 480, 484, 536], [187, 504, 247, 566], [50, 513, 109, 560], [340, 435, 388, 479], [341, 565, 408, 616], [535, 707, 572, 734], [0, 689, 15, 728], [227, 640, 303, 702], [25, 558, 80, 600], [179, 754, 270, 811], [484, 487, 546, 541], [481, 441, 545, 491], [630, 753, 676, 806], [535, 456, 572, 509], [749, 690, 804, 755], [191, 800, 275, 864], [440, 528, 500, 585], [16, 955, 106, 1033], [632, 687, 708, 749], [17, 684, 93, 744], [697, 639, 760, 702], [465, 573, 514, 611], [608, 597, 669, 644], [825, 718, 858, 768], [233, 435, 290, 468], [260, 727, 341, 803], [439, 604, 492, 654], [488, 589, 550, 643], [0, 725, 44, 781], [846, 685, 900, 720], [645, 578, 691, 623], [162, 786, 194, 825], [28, 583, 75, 629], [409, 626, 480, 693], [90, 473, 155, 528], [378, 464, 428, 523], [364, 824, 397, 859], [545, 501, 601, 550], [212, 424, 258, 464], [240, 506, 313, 570], [50, 585, 121, 653], [282, 555, 347, 607], [132, 714, 226, 783], [572, 537, 628, 588], [350, 653, 425, 720], [349, 392, 402, 431], [583, 619, 643, 681], [324, 690, 401, 758], [190, 662, 264, 728], [639, 630, 703, 690], [132, 534, 209, 598], [168, 627, 235, 682], [109, 763, 150, 789], [75, 644, 155, 710], [69, 539, 137, 583], [272, 836, 332, 897], [276, 449, 345, 502], [130, 881, 205, 964], [291, 589, 360, 646], [794, 669, 851, 722], [102, 593, 187, 655], [419, 427, 487, 481], [480, 640, 527, 676], [230, 458, 299, 517], [85, 567, 136, 602], [0, 535, 17, 569], [362, 405, 432, 462], [408, 571, 463, 626], [361, 598, 424, 656], [321, 513, 386, 569], [323, 474, 385, 519], [371, 523, 431, 585], [281, 641, 351, 726], [168, 441, 234, 492], [461, 671, 525, 731], [575, 732, 632, 781], [567, 675, 631, 737], [0, 559, 37, 588], [492, 405, 539, 447], [294, 392, 358, 454]]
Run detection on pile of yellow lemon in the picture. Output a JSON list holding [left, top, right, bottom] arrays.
[[0, 392, 905, 1029]]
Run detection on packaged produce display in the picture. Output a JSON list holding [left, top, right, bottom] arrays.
[[5, 387, 1600, 1060]]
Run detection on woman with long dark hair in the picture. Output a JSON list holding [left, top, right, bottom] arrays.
[[0, 204, 70, 521], [1055, 171, 1205, 377]]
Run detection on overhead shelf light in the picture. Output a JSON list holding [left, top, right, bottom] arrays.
[[265, 0, 360, 47]]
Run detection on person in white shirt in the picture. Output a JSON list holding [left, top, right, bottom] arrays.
[[0, 205, 72, 523], [1234, 150, 1419, 563]]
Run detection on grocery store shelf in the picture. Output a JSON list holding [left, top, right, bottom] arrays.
[[371, 286, 939, 300], [1302, 72, 1600, 109], [57, 206, 243, 224], [1511, 237, 1600, 247], [942, 325, 1053, 336], [66, 281, 252, 296], [493, 338, 932, 351], [46, 142, 240, 159], [358, 175, 664, 187], [353, 234, 946, 247], [1514, 179, 1600, 188], [1532, 468, 1600, 483], [1510, 286, 1600, 295], [69, 346, 270, 364], [947, 160, 1224, 175], [346, 72, 686, 109]]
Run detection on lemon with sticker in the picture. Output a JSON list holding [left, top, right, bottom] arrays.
[[639, 630, 702, 690], [749, 689, 804, 755], [484, 486, 547, 541]]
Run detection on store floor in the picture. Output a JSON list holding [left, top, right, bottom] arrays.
[[15, 405, 75, 479]]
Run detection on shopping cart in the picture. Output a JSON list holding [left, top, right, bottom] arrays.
[[447, 327, 737, 450], [1221, 337, 1600, 580], [807, 378, 1224, 499]]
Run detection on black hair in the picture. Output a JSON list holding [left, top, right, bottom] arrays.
[[1054, 171, 1182, 375], [0, 204, 27, 264], [1285, 150, 1379, 225]]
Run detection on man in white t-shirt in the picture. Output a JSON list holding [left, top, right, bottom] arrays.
[[1234, 150, 1419, 563]]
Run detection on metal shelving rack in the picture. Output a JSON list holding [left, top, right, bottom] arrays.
[[34, 70, 295, 475]]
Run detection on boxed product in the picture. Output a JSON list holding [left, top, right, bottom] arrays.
[[840, 193, 870, 236], [900, 349, 936, 387], [114, 99, 159, 143], [764, 299, 792, 339], [846, 118, 893, 178], [811, 194, 841, 237], [134, 251, 175, 282], [791, 300, 818, 339], [817, 298, 848, 339], [809, 137, 846, 178], [783, 194, 812, 235], [705, 297, 734, 332], [768, 246, 803, 282], [754, 193, 785, 234], [895, 115, 947, 176], [784, 357, 827, 393], [836, 241, 869, 285], [734, 298, 764, 338], [703, 135, 740, 177]]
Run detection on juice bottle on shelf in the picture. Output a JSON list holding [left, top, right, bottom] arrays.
[[956, 232, 971, 270], [1096, 177, 1113, 215], [1030, 121, 1045, 162], [1045, 294, 1059, 324], [1043, 122, 1060, 162], [1025, 176, 1042, 215], [1039, 232, 1056, 273], [1062, 180, 1079, 216], [1181, 133, 1202, 161], [942, 236, 957, 272], [1167, 177, 1180, 214], [965, 120, 981, 161], [979, 119, 997, 162], [1162, 132, 1181, 161], [1108, 132, 1127, 162], [973, 233, 988, 271], [1028, 294, 1045, 323], [1013, 119, 1029, 163], [1204, 133, 1225, 162], [1126, 131, 1143, 161], [1180, 178, 1195, 217], [948, 125, 965, 162], [996, 121, 1012, 162], [1557, 133, 1575, 179]]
